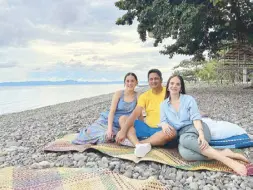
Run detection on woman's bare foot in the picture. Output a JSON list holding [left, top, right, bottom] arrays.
[[200, 146, 248, 176], [231, 162, 247, 176], [221, 149, 249, 163]]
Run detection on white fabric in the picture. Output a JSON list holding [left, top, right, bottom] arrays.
[[120, 138, 134, 147], [202, 118, 246, 140]]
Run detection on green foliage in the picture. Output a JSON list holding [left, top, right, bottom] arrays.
[[197, 60, 218, 81], [173, 69, 200, 82], [210, 0, 221, 5], [173, 58, 220, 82], [115, 0, 253, 59], [173, 59, 204, 70], [173, 59, 204, 82]]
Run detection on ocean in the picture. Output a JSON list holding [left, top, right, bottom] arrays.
[[0, 84, 131, 115]]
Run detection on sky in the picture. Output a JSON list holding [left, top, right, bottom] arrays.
[[0, 0, 189, 82]]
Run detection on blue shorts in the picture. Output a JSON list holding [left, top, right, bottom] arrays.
[[134, 120, 178, 148], [134, 120, 161, 139]]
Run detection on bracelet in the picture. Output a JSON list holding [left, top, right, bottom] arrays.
[[197, 128, 203, 132]]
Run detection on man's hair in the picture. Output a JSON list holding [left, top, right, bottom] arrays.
[[147, 69, 162, 81]]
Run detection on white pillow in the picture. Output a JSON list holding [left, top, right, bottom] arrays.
[[202, 118, 246, 140]]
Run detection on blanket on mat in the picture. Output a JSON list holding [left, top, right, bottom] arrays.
[[0, 167, 166, 190], [210, 134, 253, 149], [44, 134, 251, 174]]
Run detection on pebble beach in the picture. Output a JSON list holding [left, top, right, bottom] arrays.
[[0, 85, 253, 190]]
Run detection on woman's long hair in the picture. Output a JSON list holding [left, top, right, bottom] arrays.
[[164, 75, 186, 99]]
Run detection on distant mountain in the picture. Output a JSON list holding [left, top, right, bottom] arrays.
[[0, 80, 125, 86]]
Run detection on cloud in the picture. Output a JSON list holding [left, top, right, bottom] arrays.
[[0, 0, 189, 82], [27, 59, 127, 82], [0, 0, 125, 47], [0, 61, 19, 68]]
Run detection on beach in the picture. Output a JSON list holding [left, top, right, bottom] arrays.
[[0, 85, 253, 190]]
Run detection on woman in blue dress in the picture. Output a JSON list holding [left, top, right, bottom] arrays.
[[160, 75, 249, 176], [73, 72, 140, 144]]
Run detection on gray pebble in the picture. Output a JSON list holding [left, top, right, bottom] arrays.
[[77, 160, 85, 167], [203, 185, 211, 190], [73, 154, 87, 161], [123, 170, 132, 178], [189, 182, 198, 190], [132, 173, 139, 179], [0, 157, 5, 163], [86, 162, 97, 168]]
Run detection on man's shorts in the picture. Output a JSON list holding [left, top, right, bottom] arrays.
[[134, 120, 161, 139], [134, 120, 178, 148]]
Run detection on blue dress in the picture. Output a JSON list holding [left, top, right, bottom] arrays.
[[72, 91, 137, 144]]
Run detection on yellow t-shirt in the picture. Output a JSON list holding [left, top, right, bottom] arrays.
[[137, 87, 166, 128]]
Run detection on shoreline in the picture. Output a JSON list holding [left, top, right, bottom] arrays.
[[0, 92, 114, 117], [1, 83, 249, 117], [0, 85, 148, 116], [0, 85, 253, 189]]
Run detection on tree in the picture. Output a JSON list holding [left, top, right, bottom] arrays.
[[172, 69, 199, 82], [197, 60, 218, 83], [115, 0, 253, 60], [173, 58, 204, 82]]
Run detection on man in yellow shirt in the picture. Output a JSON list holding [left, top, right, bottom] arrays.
[[116, 69, 176, 157]]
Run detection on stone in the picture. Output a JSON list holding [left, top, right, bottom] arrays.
[[123, 170, 132, 178], [4, 146, 18, 152], [38, 161, 51, 168], [30, 163, 39, 169], [73, 154, 87, 161], [186, 176, 193, 184], [0, 152, 7, 156], [77, 160, 85, 167], [134, 166, 144, 175], [150, 163, 160, 170], [189, 182, 198, 190], [187, 171, 194, 177], [211, 186, 219, 190], [143, 171, 151, 178], [203, 185, 211, 190], [101, 157, 109, 163], [86, 162, 97, 168], [0, 157, 5, 163], [132, 173, 139, 179], [6, 141, 22, 147], [193, 172, 203, 179]]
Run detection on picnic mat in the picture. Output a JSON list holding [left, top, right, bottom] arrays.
[[0, 167, 167, 190], [43, 134, 250, 174]]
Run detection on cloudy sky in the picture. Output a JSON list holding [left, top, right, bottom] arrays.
[[0, 0, 189, 82]]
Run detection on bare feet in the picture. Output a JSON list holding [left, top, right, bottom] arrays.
[[201, 146, 248, 176], [221, 149, 249, 163], [231, 162, 247, 176]]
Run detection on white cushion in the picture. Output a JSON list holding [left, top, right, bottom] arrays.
[[202, 118, 246, 140]]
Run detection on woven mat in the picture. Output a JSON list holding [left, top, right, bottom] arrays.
[[44, 134, 246, 173], [0, 167, 166, 190]]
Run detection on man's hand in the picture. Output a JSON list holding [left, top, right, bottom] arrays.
[[115, 130, 127, 143]]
